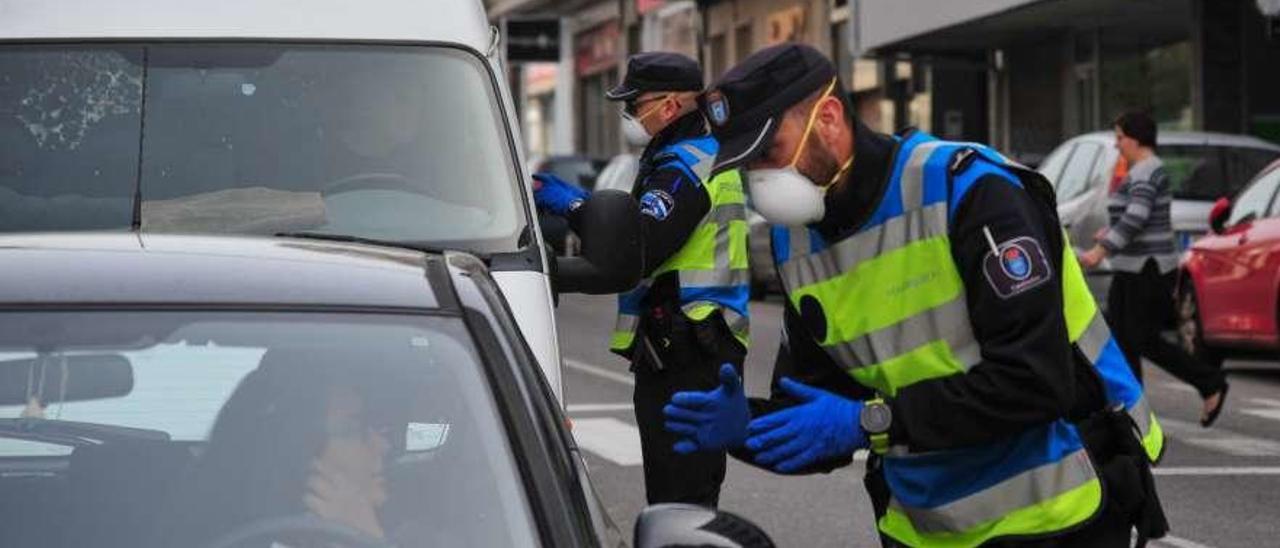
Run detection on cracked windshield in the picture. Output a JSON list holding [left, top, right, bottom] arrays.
[[0, 45, 524, 253]]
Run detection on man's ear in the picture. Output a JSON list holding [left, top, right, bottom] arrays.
[[816, 95, 846, 141], [662, 95, 684, 122]]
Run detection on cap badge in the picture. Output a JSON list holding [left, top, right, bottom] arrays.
[[705, 90, 730, 127]]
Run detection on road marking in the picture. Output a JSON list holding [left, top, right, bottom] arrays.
[[1242, 397, 1280, 422], [566, 403, 634, 413], [1154, 466, 1280, 476], [1160, 417, 1280, 457], [571, 417, 643, 466], [1162, 382, 1199, 395], [1153, 534, 1216, 548], [564, 358, 635, 386]]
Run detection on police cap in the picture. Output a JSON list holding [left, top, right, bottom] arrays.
[[605, 52, 704, 101], [700, 44, 836, 171]]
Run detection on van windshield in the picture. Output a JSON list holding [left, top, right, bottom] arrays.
[[0, 44, 526, 254]]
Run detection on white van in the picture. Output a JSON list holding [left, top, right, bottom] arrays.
[[0, 0, 639, 402]]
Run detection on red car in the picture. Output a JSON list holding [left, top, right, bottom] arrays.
[[1179, 159, 1280, 366]]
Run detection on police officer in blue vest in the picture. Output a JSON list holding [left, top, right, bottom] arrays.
[[662, 44, 1168, 546], [535, 52, 751, 507]]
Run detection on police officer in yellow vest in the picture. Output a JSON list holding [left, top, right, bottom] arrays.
[[663, 44, 1168, 546], [534, 52, 750, 507]]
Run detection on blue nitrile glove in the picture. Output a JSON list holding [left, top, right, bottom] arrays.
[[532, 172, 589, 215], [663, 363, 749, 454], [744, 378, 867, 473]]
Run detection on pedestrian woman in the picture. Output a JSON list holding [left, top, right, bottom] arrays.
[[1079, 110, 1229, 427]]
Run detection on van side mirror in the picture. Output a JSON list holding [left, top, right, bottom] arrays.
[[553, 189, 642, 294], [634, 504, 775, 548], [1208, 197, 1232, 235]]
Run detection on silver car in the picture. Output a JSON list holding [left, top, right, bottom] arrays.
[[1042, 131, 1280, 301]]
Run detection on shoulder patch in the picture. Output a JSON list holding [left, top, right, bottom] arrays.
[[982, 235, 1052, 299], [705, 90, 730, 127], [639, 189, 676, 221]]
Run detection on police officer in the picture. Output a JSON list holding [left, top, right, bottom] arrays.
[[534, 52, 750, 507], [662, 44, 1168, 546]]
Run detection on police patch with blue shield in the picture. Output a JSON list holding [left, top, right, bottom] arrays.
[[639, 189, 676, 221], [982, 236, 1052, 299]]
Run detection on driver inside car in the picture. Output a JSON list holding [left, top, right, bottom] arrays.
[[163, 346, 429, 548], [306, 57, 489, 235]]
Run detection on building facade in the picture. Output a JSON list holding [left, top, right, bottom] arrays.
[[854, 0, 1280, 161]]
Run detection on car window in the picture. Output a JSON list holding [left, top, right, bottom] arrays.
[[1259, 168, 1280, 218], [1055, 143, 1102, 202], [1038, 143, 1074, 183], [0, 311, 536, 548], [1228, 169, 1280, 227], [1228, 149, 1280, 197], [1159, 145, 1234, 201], [0, 44, 525, 254]]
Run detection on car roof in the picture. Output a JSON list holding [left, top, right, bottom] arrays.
[[1071, 130, 1280, 151], [0, 0, 491, 49], [0, 233, 442, 309]]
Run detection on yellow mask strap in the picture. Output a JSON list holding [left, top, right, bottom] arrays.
[[633, 94, 672, 122], [787, 78, 838, 168]]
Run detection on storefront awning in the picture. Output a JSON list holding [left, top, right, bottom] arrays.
[[855, 0, 1191, 56]]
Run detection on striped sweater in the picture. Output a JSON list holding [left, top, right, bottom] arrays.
[[1101, 156, 1179, 273]]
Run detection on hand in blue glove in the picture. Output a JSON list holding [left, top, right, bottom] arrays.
[[532, 173, 589, 215], [663, 363, 749, 455], [744, 378, 867, 473]]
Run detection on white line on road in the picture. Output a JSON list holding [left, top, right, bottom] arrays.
[[566, 403, 635, 413], [571, 417, 644, 466], [565, 358, 634, 386], [1162, 382, 1200, 395], [1153, 534, 1216, 548], [1153, 466, 1280, 476], [1160, 417, 1280, 457]]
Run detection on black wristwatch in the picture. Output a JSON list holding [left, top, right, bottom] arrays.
[[860, 398, 892, 455]]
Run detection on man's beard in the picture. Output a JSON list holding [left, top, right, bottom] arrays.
[[798, 138, 841, 188]]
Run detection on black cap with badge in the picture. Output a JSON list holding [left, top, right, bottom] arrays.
[[605, 52, 704, 101], [700, 44, 837, 172]]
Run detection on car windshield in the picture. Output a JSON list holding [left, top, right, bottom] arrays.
[[1160, 145, 1280, 201], [0, 44, 526, 254], [0, 311, 535, 548]]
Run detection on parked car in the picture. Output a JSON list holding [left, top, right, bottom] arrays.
[[594, 153, 640, 194], [1177, 159, 1280, 367], [1042, 130, 1280, 302], [0, 0, 643, 403], [533, 155, 608, 191], [0, 232, 773, 548]]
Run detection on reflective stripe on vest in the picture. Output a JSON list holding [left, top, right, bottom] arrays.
[[610, 137, 751, 353], [773, 131, 1101, 546], [1060, 232, 1165, 462]]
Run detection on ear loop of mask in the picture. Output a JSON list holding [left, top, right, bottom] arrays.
[[627, 94, 672, 121], [788, 79, 855, 188]]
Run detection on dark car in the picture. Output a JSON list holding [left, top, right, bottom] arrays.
[[0, 233, 768, 548], [533, 155, 609, 191]]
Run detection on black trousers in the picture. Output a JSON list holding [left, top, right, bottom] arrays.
[[630, 313, 745, 507], [1107, 260, 1226, 398]]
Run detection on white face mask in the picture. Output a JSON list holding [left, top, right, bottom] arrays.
[[747, 167, 827, 226], [621, 112, 652, 147], [620, 94, 671, 148], [745, 78, 852, 227]]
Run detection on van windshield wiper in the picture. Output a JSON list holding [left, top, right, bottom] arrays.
[[274, 231, 449, 255]]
